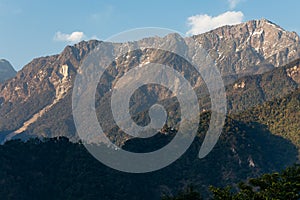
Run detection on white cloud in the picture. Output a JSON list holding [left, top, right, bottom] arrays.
[[54, 31, 86, 43], [186, 11, 244, 36], [228, 0, 241, 9]]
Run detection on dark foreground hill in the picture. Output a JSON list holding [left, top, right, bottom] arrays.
[[0, 112, 297, 199]]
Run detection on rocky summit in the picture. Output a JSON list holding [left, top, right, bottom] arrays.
[[194, 19, 300, 83]]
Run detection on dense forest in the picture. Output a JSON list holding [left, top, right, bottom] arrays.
[[0, 130, 297, 200], [163, 164, 300, 200]]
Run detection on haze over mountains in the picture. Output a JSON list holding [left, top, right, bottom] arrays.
[[0, 18, 299, 146]]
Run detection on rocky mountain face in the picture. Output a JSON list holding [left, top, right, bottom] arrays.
[[0, 19, 299, 145], [194, 19, 300, 83], [0, 41, 101, 140], [0, 59, 16, 83], [227, 58, 300, 113]]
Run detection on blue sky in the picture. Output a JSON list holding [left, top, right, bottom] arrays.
[[1, 0, 300, 70]]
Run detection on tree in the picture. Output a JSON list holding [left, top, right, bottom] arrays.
[[210, 165, 300, 200]]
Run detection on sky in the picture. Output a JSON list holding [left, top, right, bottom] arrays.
[[1, 0, 300, 70]]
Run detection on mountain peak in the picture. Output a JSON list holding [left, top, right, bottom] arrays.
[[0, 59, 16, 83], [193, 18, 300, 75], [256, 18, 277, 25], [245, 18, 287, 33], [0, 59, 10, 64]]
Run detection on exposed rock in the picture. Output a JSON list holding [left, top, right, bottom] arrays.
[[287, 64, 300, 84], [194, 18, 300, 83], [233, 81, 246, 89]]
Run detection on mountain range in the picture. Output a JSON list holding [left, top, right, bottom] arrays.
[[0, 19, 299, 144], [0, 18, 299, 199]]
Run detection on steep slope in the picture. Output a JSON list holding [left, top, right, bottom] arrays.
[[227, 58, 300, 113], [0, 59, 16, 83], [21, 57, 300, 145], [0, 41, 101, 138], [0, 19, 299, 143], [194, 19, 300, 83], [234, 88, 300, 157]]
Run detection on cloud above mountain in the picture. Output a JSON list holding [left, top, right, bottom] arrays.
[[186, 11, 244, 35], [54, 31, 86, 43]]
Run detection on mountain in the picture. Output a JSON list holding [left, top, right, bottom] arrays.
[[0, 19, 299, 144], [0, 59, 16, 83], [227, 58, 300, 113], [234, 88, 300, 158], [194, 19, 300, 83], [0, 18, 299, 199], [0, 85, 299, 199]]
